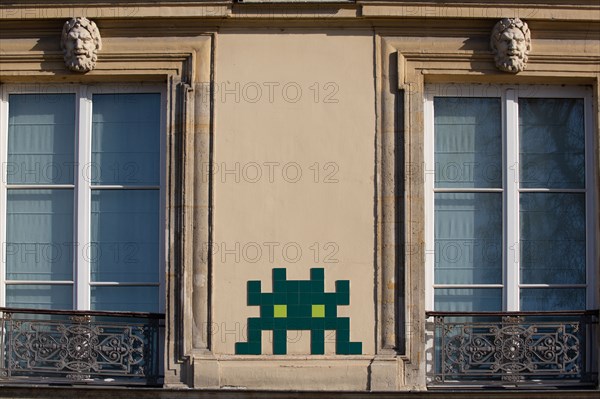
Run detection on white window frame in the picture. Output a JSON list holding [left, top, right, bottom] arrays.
[[424, 84, 596, 312], [0, 83, 166, 313]]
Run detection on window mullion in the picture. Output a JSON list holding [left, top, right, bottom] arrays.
[[505, 89, 519, 311], [0, 89, 8, 307], [584, 89, 595, 309], [423, 92, 435, 311], [75, 86, 92, 311]]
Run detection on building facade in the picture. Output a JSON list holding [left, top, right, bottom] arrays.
[[0, 0, 599, 395]]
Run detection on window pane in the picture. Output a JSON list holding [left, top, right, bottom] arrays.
[[91, 286, 158, 312], [6, 284, 72, 310], [435, 193, 502, 284], [521, 288, 585, 311], [519, 98, 585, 188], [434, 97, 502, 188], [8, 94, 75, 184], [91, 190, 159, 282], [91, 93, 160, 185], [434, 288, 502, 311], [520, 193, 585, 284], [6, 189, 74, 281]]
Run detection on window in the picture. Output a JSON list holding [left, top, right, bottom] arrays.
[[0, 85, 165, 313], [424, 85, 595, 312]]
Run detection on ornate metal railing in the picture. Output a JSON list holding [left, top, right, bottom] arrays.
[[0, 307, 164, 386], [427, 310, 598, 388]]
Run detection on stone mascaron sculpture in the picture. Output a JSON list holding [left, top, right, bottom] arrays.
[[61, 17, 102, 73], [491, 18, 531, 73]]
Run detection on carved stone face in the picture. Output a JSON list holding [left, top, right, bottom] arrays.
[[491, 18, 531, 73], [61, 17, 101, 73]]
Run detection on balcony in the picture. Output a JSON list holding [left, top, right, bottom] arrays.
[[426, 310, 598, 388], [0, 307, 164, 386]]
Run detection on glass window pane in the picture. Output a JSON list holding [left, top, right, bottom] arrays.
[[521, 288, 585, 311], [91, 286, 158, 312], [519, 98, 585, 188], [435, 193, 502, 284], [434, 97, 502, 188], [6, 284, 72, 310], [6, 189, 74, 281], [434, 288, 502, 311], [8, 94, 75, 184], [91, 93, 161, 185], [520, 193, 586, 284], [91, 190, 159, 282]]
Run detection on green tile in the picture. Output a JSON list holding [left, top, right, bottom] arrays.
[[311, 342, 324, 355], [299, 292, 313, 304], [247, 280, 261, 293], [236, 267, 363, 357], [248, 317, 261, 330], [336, 280, 349, 293], [324, 318, 337, 329], [324, 293, 337, 305], [286, 291, 299, 304], [312, 304, 325, 318], [336, 281, 350, 305], [260, 305, 274, 318], [336, 293, 350, 306], [273, 279, 287, 293], [261, 318, 273, 329], [311, 318, 325, 329], [287, 318, 306, 329], [273, 318, 287, 329], [311, 280, 324, 292], [286, 304, 299, 318], [312, 329, 324, 341], [248, 338, 262, 345], [299, 281, 312, 292], [337, 317, 349, 330], [300, 305, 312, 317], [235, 342, 251, 354], [235, 342, 247, 354], [311, 292, 325, 303], [260, 293, 274, 305], [273, 330, 287, 355], [249, 342, 262, 354], [287, 281, 299, 292], [311, 329, 325, 355], [247, 328, 261, 342], [248, 292, 261, 306], [235, 341, 261, 355], [310, 268, 324, 281], [347, 342, 362, 355], [336, 341, 349, 355], [325, 304, 337, 318], [274, 304, 287, 318], [273, 292, 286, 304], [273, 268, 286, 281], [336, 328, 350, 342]]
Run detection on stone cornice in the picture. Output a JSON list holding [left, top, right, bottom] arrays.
[[1, 1, 599, 22], [359, 1, 600, 21], [0, 1, 232, 19]]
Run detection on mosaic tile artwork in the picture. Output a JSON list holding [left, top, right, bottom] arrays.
[[235, 268, 362, 355]]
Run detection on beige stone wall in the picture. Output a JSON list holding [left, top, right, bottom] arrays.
[[0, 0, 599, 392], [212, 31, 375, 356]]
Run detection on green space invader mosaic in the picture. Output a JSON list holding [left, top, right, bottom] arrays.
[[235, 268, 362, 355]]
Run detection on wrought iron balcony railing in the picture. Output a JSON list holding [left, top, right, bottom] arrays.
[[427, 310, 598, 388], [0, 307, 164, 386]]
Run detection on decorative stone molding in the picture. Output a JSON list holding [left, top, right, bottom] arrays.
[[61, 17, 102, 73], [490, 18, 531, 73], [380, 24, 599, 386]]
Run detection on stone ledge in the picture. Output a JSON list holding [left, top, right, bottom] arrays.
[[0, 386, 599, 399]]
